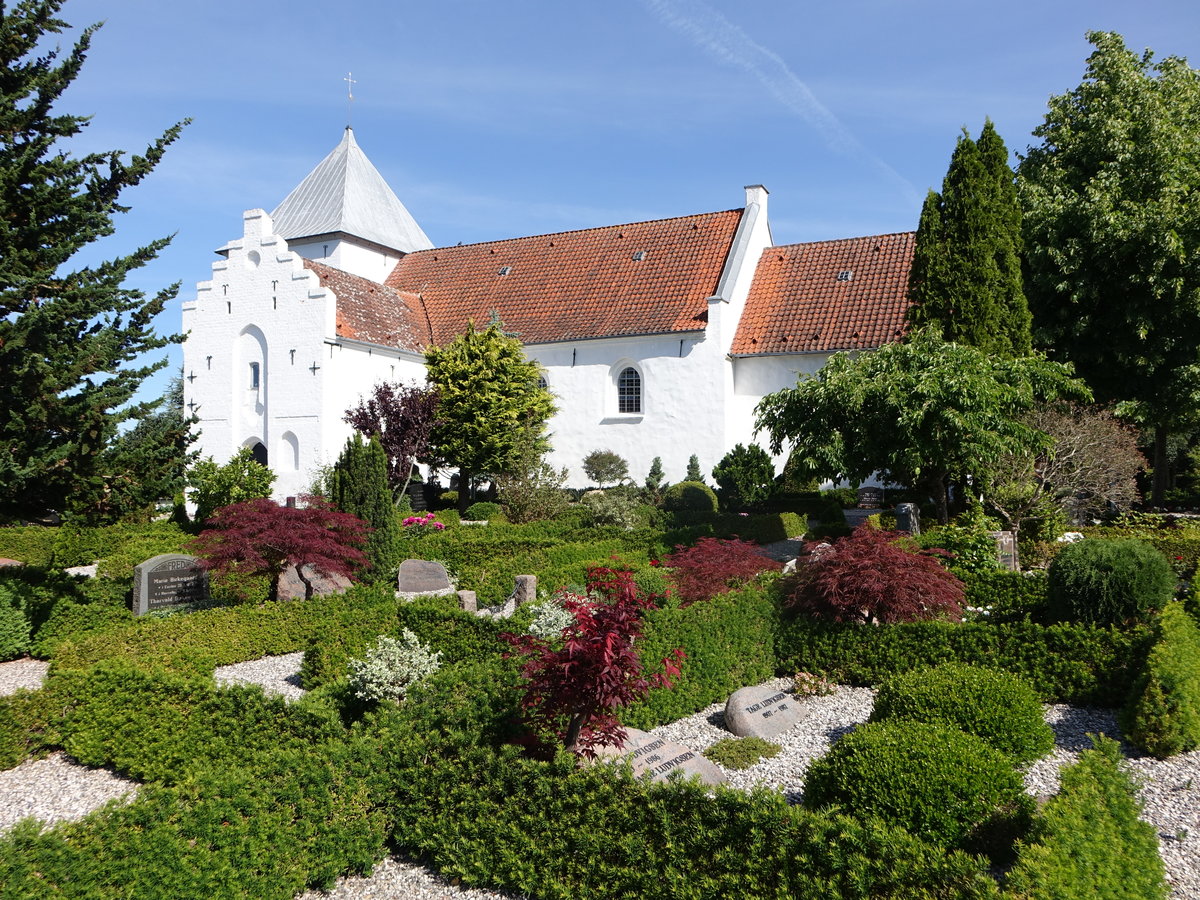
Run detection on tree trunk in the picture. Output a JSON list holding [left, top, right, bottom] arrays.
[[457, 467, 473, 514], [295, 563, 314, 601], [1152, 424, 1170, 507]]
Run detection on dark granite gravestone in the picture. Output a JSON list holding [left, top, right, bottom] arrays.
[[133, 553, 208, 615], [725, 685, 807, 740], [397, 559, 454, 598], [856, 486, 884, 509], [895, 502, 921, 535], [987, 531, 1020, 572], [593, 727, 726, 786]]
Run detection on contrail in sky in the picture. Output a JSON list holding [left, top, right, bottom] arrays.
[[641, 0, 919, 203]]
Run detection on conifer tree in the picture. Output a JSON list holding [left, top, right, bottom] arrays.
[[907, 121, 1030, 356], [0, 2, 187, 520], [329, 434, 398, 577]]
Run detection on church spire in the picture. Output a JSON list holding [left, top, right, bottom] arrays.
[[270, 129, 433, 254]]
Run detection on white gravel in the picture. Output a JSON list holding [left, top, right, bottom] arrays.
[[2, 654, 1197, 898]]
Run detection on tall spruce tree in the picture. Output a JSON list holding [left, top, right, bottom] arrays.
[[0, 2, 187, 520], [329, 434, 399, 577], [907, 121, 1031, 356]]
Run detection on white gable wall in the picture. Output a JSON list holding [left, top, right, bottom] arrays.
[[287, 235, 403, 283]]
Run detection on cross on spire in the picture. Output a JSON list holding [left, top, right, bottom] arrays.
[[343, 72, 357, 128]]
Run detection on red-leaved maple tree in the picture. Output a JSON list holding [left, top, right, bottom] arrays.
[[785, 527, 964, 625], [664, 536, 780, 606], [502, 566, 685, 757], [188, 496, 369, 602], [344, 382, 440, 502]]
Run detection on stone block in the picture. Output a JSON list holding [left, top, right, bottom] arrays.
[[724, 685, 806, 740]]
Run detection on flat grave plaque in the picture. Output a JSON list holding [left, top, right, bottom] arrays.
[[593, 728, 725, 786], [397, 559, 453, 597], [133, 553, 208, 616], [725, 685, 807, 740]]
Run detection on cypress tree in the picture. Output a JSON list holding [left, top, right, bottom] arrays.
[[330, 435, 399, 577], [907, 121, 1030, 356], [0, 2, 188, 520]]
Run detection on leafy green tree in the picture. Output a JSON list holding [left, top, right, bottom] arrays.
[[329, 434, 399, 577], [1018, 31, 1200, 503], [754, 327, 1088, 523], [907, 121, 1030, 356], [712, 443, 775, 510], [425, 321, 555, 513], [0, 2, 187, 520], [188, 447, 276, 526], [87, 375, 196, 522], [582, 449, 629, 488]]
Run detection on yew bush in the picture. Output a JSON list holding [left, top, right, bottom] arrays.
[[502, 566, 684, 756], [664, 537, 780, 606], [786, 527, 964, 624], [189, 497, 368, 603]]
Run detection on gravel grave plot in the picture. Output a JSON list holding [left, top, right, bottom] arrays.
[[0, 657, 49, 696], [0, 752, 139, 834], [295, 856, 528, 900], [212, 651, 307, 702]]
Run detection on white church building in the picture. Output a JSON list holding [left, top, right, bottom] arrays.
[[182, 128, 914, 501]]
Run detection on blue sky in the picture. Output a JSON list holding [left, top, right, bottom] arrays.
[[47, 0, 1200, 405]]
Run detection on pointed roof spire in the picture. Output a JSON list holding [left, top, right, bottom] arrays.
[[271, 128, 433, 253]]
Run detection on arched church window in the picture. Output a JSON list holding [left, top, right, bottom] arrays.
[[617, 367, 641, 414]]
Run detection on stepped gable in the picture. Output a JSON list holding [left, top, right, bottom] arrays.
[[385, 209, 743, 346], [305, 259, 431, 352], [731, 232, 915, 356]]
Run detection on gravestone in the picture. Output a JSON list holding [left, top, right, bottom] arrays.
[[895, 502, 920, 535], [277, 565, 352, 601], [856, 486, 884, 509], [458, 589, 478, 613], [134, 553, 208, 615], [987, 531, 1020, 572], [725, 685, 807, 740], [594, 728, 725, 786], [396, 559, 454, 599]]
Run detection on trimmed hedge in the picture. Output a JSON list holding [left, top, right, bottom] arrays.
[[777, 614, 1150, 705], [1122, 603, 1200, 757], [1006, 737, 1168, 899], [870, 663, 1053, 764], [662, 480, 719, 513], [623, 583, 780, 729], [0, 686, 63, 770], [962, 569, 1048, 622], [803, 720, 1032, 857], [52, 585, 400, 676]]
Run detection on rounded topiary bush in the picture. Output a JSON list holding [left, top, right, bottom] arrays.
[[1047, 538, 1175, 626], [463, 501, 503, 521], [803, 720, 1031, 854], [870, 663, 1053, 764], [661, 480, 718, 513]]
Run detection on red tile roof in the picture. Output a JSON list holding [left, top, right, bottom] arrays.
[[306, 259, 431, 352], [384, 210, 742, 346], [731, 232, 914, 356]]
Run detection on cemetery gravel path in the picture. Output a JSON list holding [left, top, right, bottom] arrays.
[[1, 653, 1197, 898]]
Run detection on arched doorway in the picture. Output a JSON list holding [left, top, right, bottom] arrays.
[[249, 441, 268, 467]]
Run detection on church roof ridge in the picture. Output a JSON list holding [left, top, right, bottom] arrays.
[[420, 207, 744, 255], [271, 127, 433, 254]]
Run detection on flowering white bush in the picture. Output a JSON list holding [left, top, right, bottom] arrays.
[[527, 599, 575, 640], [348, 629, 442, 703]]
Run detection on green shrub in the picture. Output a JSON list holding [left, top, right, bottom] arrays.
[[918, 524, 1001, 578], [1122, 602, 1200, 757], [702, 735, 780, 770], [188, 447, 276, 525], [1007, 737, 1168, 899], [463, 501, 502, 521], [0, 685, 63, 770], [870, 663, 1054, 764], [0, 526, 57, 566], [580, 490, 639, 528], [438, 489, 459, 509], [347, 630, 442, 704], [822, 487, 859, 509], [1047, 538, 1176, 625], [803, 720, 1032, 857], [962, 569, 1048, 622], [711, 443, 775, 510], [623, 583, 778, 729], [661, 480, 718, 513], [777, 614, 1149, 706], [0, 587, 30, 661]]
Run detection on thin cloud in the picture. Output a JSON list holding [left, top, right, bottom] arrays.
[[641, 0, 918, 203]]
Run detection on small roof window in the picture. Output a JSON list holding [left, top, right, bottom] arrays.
[[836, 270, 853, 282], [497, 266, 512, 276]]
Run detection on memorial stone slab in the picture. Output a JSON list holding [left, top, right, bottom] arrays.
[[857, 486, 884, 509], [397, 560, 454, 598], [134, 553, 208, 615], [987, 531, 1020, 572], [896, 502, 921, 535], [725, 685, 807, 740], [592, 727, 726, 786], [277, 565, 352, 601]]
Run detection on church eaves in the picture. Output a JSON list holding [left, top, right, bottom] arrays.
[[271, 128, 434, 254]]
